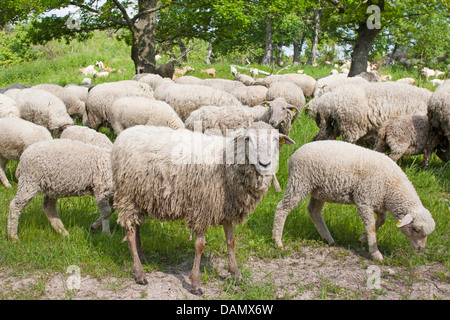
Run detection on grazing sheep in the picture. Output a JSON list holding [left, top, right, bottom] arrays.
[[7, 139, 114, 240], [234, 72, 255, 86], [132, 73, 163, 90], [201, 78, 245, 93], [15, 88, 73, 135], [85, 80, 153, 129], [112, 122, 294, 293], [0, 94, 20, 118], [154, 82, 242, 121], [60, 125, 113, 150], [109, 96, 185, 133], [277, 73, 316, 98], [423, 80, 450, 169], [0, 118, 53, 188], [272, 140, 435, 263], [200, 68, 216, 77], [3, 88, 22, 100], [64, 84, 89, 103], [33, 84, 86, 121], [155, 60, 181, 79], [265, 80, 306, 111], [229, 85, 268, 107], [78, 65, 96, 76], [312, 82, 431, 145], [396, 78, 415, 85], [174, 75, 203, 85], [375, 115, 430, 162]]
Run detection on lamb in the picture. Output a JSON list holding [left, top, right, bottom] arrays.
[[200, 68, 216, 77], [0, 94, 20, 118], [155, 60, 181, 79], [111, 122, 295, 294], [84, 80, 153, 129], [312, 82, 431, 145], [229, 85, 268, 107], [0, 117, 53, 188], [174, 65, 194, 77], [423, 80, 450, 169], [60, 125, 113, 150], [272, 140, 436, 263], [7, 139, 114, 240], [108, 96, 185, 133], [78, 65, 96, 76], [265, 80, 305, 110], [153, 82, 242, 121], [33, 84, 86, 121], [15, 88, 73, 135], [375, 115, 430, 162]]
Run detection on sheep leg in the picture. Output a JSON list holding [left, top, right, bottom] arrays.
[[359, 211, 387, 245], [91, 196, 112, 235], [272, 174, 282, 193], [190, 233, 206, 295], [222, 221, 242, 282], [126, 223, 148, 285], [272, 181, 309, 248], [43, 196, 69, 237], [357, 205, 383, 262], [7, 185, 40, 241], [0, 156, 11, 188], [308, 197, 334, 244]]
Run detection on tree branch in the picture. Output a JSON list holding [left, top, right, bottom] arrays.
[[69, 1, 127, 26], [110, 0, 134, 29]]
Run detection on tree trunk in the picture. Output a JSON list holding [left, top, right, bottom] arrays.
[[348, 1, 384, 77], [261, 17, 273, 66], [132, 0, 158, 74], [306, 8, 321, 66], [293, 34, 305, 66], [276, 41, 284, 66], [206, 42, 212, 65]]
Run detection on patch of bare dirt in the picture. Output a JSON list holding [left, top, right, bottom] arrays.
[[1, 245, 448, 300]]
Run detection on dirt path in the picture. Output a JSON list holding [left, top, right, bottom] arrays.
[[1, 246, 448, 300]]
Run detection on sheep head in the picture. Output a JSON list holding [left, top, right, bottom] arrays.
[[396, 208, 435, 251]]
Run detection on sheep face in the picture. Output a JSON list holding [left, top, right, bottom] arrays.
[[239, 122, 294, 176], [263, 98, 298, 136], [397, 209, 435, 250]]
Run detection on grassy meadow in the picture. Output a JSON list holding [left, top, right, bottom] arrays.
[[0, 32, 448, 299]]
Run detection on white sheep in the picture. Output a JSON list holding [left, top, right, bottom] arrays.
[[234, 72, 256, 86], [200, 78, 245, 93], [85, 80, 153, 129], [272, 140, 435, 262], [64, 84, 89, 103], [265, 80, 305, 111], [108, 96, 185, 133], [0, 94, 20, 118], [153, 82, 242, 121], [33, 84, 86, 121], [132, 73, 163, 90], [396, 78, 415, 86], [312, 82, 431, 145], [8, 139, 114, 240], [15, 88, 74, 135], [229, 85, 268, 107], [0, 117, 53, 188], [112, 122, 294, 294], [60, 125, 113, 150], [174, 75, 203, 85]]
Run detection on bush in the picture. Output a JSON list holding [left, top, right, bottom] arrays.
[[0, 24, 41, 67]]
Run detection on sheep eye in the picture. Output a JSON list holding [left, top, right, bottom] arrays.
[[412, 226, 421, 233]]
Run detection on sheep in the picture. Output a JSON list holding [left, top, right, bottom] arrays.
[[15, 88, 74, 135], [174, 75, 203, 85], [312, 82, 431, 146], [423, 80, 450, 169], [111, 122, 295, 293], [153, 82, 242, 121], [7, 139, 114, 241], [200, 78, 245, 93], [431, 79, 445, 87], [84, 80, 153, 129], [108, 96, 185, 133], [0, 94, 20, 118], [132, 73, 163, 90], [78, 65, 96, 76], [421, 67, 436, 80], [375, 115, 430, 162], [3, 88, 22, 100], [200, 68, 216, 77], [174, 65, 194, 77], [265, 80, 306, 111], [272, 140, 436, 263], [82, 78, 92, 86], [396, 77, 415, 86], [229, 85, 268, 107], [60, 125, 113, 150], [33, 84, 86, 121], [230, 66, 238, 76], [234, 72, 255, 86], [277, 73, 316, 98], [0, 117, 53, 188], [64, 84, 89, 103], [155, 60, 181, 79]]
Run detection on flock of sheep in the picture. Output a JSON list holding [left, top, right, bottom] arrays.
[[0, 63, 448, 295]]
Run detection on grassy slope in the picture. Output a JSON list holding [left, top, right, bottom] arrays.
[[0, 32, 448, 299]]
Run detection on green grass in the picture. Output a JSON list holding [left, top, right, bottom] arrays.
[[0, 31, 449, 300]]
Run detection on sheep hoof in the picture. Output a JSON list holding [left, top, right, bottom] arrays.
[[190, 287, 204, 296], [135, 277, 148, 285], [371, 251, 384, 263]]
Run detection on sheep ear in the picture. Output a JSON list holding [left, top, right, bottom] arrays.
[[279, 134, 295, 146], [396, 214, 414, 228], [287, 104, 298, 116]]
